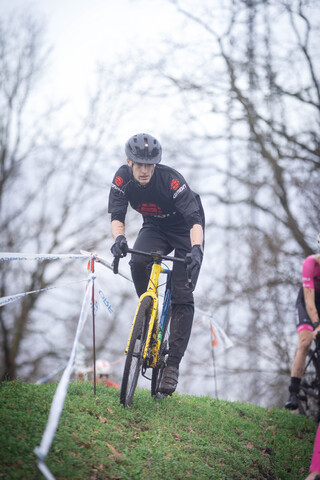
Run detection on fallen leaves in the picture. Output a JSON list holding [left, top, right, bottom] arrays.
[[98, 415, 108, 424], [105, 442, 122, 460], [77, 441, 91, 449]]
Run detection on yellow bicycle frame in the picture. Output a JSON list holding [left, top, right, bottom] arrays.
[[125, 262, 163, 368]]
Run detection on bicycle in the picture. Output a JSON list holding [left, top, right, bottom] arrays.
[[298, 334, 320, 422], [112, 247, 192, 407]]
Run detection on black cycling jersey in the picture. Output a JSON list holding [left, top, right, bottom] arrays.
[[108, 162, 205, 368], [108, 164, 203, 230]]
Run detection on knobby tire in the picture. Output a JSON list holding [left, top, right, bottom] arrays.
[[120, 296, 152, 407]]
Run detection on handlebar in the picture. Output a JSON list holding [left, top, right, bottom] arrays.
[[111, 247, 193, 289]]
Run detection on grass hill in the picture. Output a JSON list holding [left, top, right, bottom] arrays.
[[0, 380, 317, 479]]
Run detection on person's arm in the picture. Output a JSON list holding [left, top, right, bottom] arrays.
[[304, 287, 320, 326], [190, 223, 203, 247], [108, 165, 129, 239], [110, 220, 128, 258], [111, 220, 125, 240]]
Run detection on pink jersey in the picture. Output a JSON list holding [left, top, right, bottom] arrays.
[[302, 255, 320, 292], [310, 424, 320, 472]]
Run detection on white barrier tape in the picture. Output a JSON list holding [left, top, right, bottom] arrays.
[[34, 274, 93, 471], [213, 320, 233, 350], [208, 316, 233, 353], [37, 461, 56, 480], [36, 364, 67, 385], [0, 280, 88, 307], [0, 252, 89, 261], [193, 314, 233, 354], [0, 251, 228, 344], [84, 251, 232, 346], [80, 250, 133, 283], [96, 279, 113, 314]]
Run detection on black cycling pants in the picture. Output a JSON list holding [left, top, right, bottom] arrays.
[[129, 223, 201, 368]]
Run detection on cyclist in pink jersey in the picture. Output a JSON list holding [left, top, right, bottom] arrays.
[[286, 233, 320, 410], [305, 423, 320, 479]]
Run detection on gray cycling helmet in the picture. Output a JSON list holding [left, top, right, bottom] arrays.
[[125, 133, 162, 164]]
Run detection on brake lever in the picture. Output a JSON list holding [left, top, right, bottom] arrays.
[[112, 256, 120, 274]]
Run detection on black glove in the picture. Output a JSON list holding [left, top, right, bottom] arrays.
[[111, 235, 128, 258], [185, 245, 203, 288]]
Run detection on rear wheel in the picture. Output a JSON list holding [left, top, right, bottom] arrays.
[[120, 297, 151, 407]]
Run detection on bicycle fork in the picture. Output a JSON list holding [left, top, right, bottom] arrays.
[[125, 263, 163, 367]]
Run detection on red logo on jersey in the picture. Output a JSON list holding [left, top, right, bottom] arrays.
[[115, 176, 123, 187], [170, 179, 180, 191], [136, 203, 164, 216]]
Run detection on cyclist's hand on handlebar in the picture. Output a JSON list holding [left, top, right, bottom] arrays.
[[185, 245, 203, 289], [313, 325, 320, 341], [111, 235, 128, 258]]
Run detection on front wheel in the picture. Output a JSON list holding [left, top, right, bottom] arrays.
[[120, 297, 151, 407]]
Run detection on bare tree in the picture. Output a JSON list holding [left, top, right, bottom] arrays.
[[140, 0, 320, 405], [3, 2, 319, 407], [0, 13, 142, 383]]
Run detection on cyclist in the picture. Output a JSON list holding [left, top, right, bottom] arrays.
[[285, 233, 320, 410], [108, 133, 205, 395]]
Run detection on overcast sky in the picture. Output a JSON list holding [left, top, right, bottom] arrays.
[[0, 0, 181, 119]]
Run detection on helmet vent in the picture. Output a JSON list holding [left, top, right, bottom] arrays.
[[144, 136, 149, 158]]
